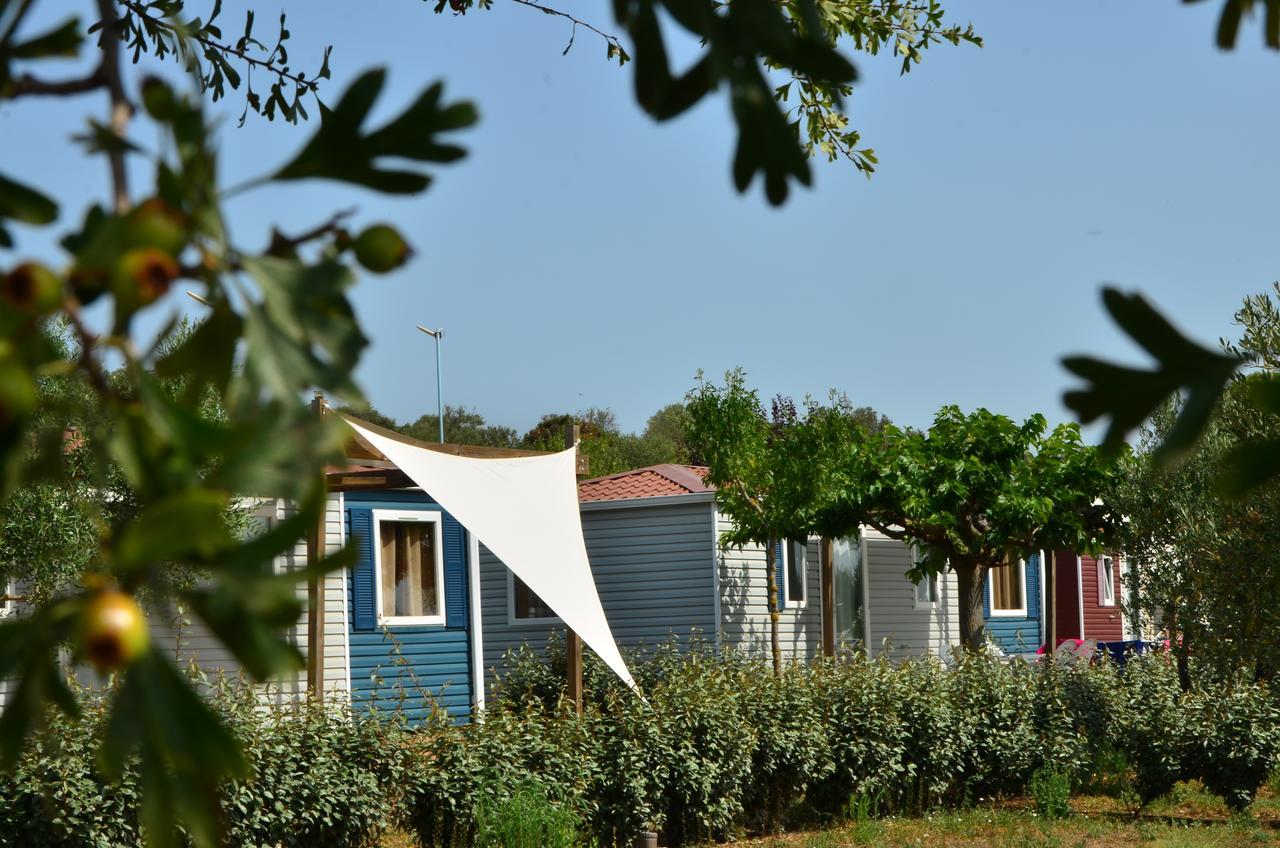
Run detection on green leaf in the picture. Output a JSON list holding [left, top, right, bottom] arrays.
[[271, 69, 476, 193], [0, 170, 57, 226], [1063, 288, 1242, 463], [241, 255, 367, 399], [6, 16, 83, 60], [99, 652, 245, 847], [113, 490, 234, 572]]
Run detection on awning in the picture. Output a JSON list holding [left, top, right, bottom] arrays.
[[342, 416, 637, 691]]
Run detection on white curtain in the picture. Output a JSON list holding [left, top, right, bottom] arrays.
[[343, 417, 637, 691]]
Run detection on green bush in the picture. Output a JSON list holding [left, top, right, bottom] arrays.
[[1111, 653, 1191, 805], [1028, 766, 1071, 819], [1185, 677, 1280, 811], [0, 678, 404, 848], [474, 781, 581, 848]]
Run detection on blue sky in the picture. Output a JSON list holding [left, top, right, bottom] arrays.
[[4, 1, 1278, 436]]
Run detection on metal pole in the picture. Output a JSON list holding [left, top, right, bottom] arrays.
[[434, 331, 444, 443]]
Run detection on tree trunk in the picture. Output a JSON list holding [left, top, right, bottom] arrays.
[[765, 538, 782, 677], [954, 557, 987, 651]]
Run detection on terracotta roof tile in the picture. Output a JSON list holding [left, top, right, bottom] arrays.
[[578, 464, 713, 502]]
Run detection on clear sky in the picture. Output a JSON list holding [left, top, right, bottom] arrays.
[[4, 1, 1278, 436]]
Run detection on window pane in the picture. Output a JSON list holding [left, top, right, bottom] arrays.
[[832, 536, 864, 651], [788, 540, 806, 602], [992, 558, 1023, 611], [514, 575, 555, 619], [379, 520, 437, 618]]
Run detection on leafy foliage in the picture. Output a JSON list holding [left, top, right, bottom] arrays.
[[0, 3, 476, 842], [687, 370, 1121, 650]]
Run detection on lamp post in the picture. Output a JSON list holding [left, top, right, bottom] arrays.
[[416, 325, 445, 443]]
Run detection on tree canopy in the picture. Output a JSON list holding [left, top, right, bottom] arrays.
[[687, 370, 1121, 652], [1110, 286, 1280, 687]]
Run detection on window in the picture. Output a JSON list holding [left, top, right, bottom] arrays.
[[910, 546, 939, 608], [989, 554, 1026, 616], [509, 572, 559, 624], [0, 577, 15, 618], [372, 511, 445, 625], [1098, 555, 1116, 607], [784, 539, 807, 607]]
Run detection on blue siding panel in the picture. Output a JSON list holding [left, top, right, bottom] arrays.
[[984, 553, 1041, 654], [350, 508, 375, 631], [344, 491, 473, 723]]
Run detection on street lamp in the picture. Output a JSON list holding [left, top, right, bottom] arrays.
[[416, 325, 445, 443]]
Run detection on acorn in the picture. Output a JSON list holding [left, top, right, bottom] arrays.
[[353, 224, 412, 274], [1, 262, 62, 316], [123, 198, 187, 256], [112, 247, 179, 314], [79, 589, 150, 672]]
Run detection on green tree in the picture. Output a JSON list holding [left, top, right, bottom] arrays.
[[688, 371, 1120, 654], [820, 406, 1123, 650], [1110, 289, 1280, 687], [405, 406, 519, 447]]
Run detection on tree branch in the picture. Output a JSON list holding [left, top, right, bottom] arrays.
[[507, 0, 627, 59], [7, 69, 105, 98], [95, 0, 131, 213]]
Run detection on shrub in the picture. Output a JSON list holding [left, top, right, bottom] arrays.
[[474, 781, 581, 848], [1028, 766, 1071, 819], [1112, 652, 1191, 805], [1184, 677, 1280, 811]]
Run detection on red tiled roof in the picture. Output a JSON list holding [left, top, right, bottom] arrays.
[[578, 464, 713, 503]]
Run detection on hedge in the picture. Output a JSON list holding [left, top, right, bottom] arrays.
[[2, 643, 1278, 847]]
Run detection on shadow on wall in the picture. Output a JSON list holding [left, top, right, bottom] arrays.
[[716, 546, 818, 662]]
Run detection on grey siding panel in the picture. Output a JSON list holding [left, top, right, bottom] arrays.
[[863, 530, 960, 658], [480, 499, 717, 691], [717, 510, 823, 662], [147, 493, 351, 700]]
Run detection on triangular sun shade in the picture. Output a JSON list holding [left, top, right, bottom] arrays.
[[342, 416, 637, 691]]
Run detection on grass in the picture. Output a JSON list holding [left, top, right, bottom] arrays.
[[378, 783, 1280, 847], [734, 807, 1278, 847]]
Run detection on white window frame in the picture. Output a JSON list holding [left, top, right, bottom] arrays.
[[988, 557, 1028, 618], [0, 576, 15, 618], [910, 546, 940, 609], [371, 508, 446, 627], [1098, 555, 1116, 607], [506, 569, 562, 627], [782, 539, 808, 609]]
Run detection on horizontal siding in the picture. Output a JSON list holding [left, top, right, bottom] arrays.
[[480, 499, 717, 691], [717, 510, 822, 663], [863, 531, 960, 658], [985, 554, 1041, 655], [344, 492, 472, 722], [1080, 554, 1124, 641]]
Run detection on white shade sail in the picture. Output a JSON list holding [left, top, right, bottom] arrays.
[[342, 416, 637, 691]]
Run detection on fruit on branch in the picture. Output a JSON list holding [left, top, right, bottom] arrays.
[[124, 198, 188, 256], [79, 589, 150, 672], [1, 263, 63, 316], [112, 248, 179, 315], [353, 224, 412, 274]]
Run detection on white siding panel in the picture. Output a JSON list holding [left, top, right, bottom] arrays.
[[863, 529, 960, 659], [717, 510, 823, 663]]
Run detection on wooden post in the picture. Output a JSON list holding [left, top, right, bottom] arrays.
[[1043, 550, 1057, 654], [564, 423, 584, 714], [821, 538, 835, 658], [306, 392, 327, 695]]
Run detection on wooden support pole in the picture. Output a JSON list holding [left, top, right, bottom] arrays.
[[821, 538, 835, 658], [565, 423, 584, 714], [1044, 550, 1057, 654], [306, 392, 327, 695]]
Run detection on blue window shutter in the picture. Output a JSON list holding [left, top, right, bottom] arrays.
[[775, 539, 785, 610], [982, 570, 992, 618], [350, 507, 376, 631], [444, 512, 467, 629]]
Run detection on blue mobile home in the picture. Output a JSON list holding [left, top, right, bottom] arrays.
[[343, 489, 476, 721], [983, 552, 1042, 656]]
